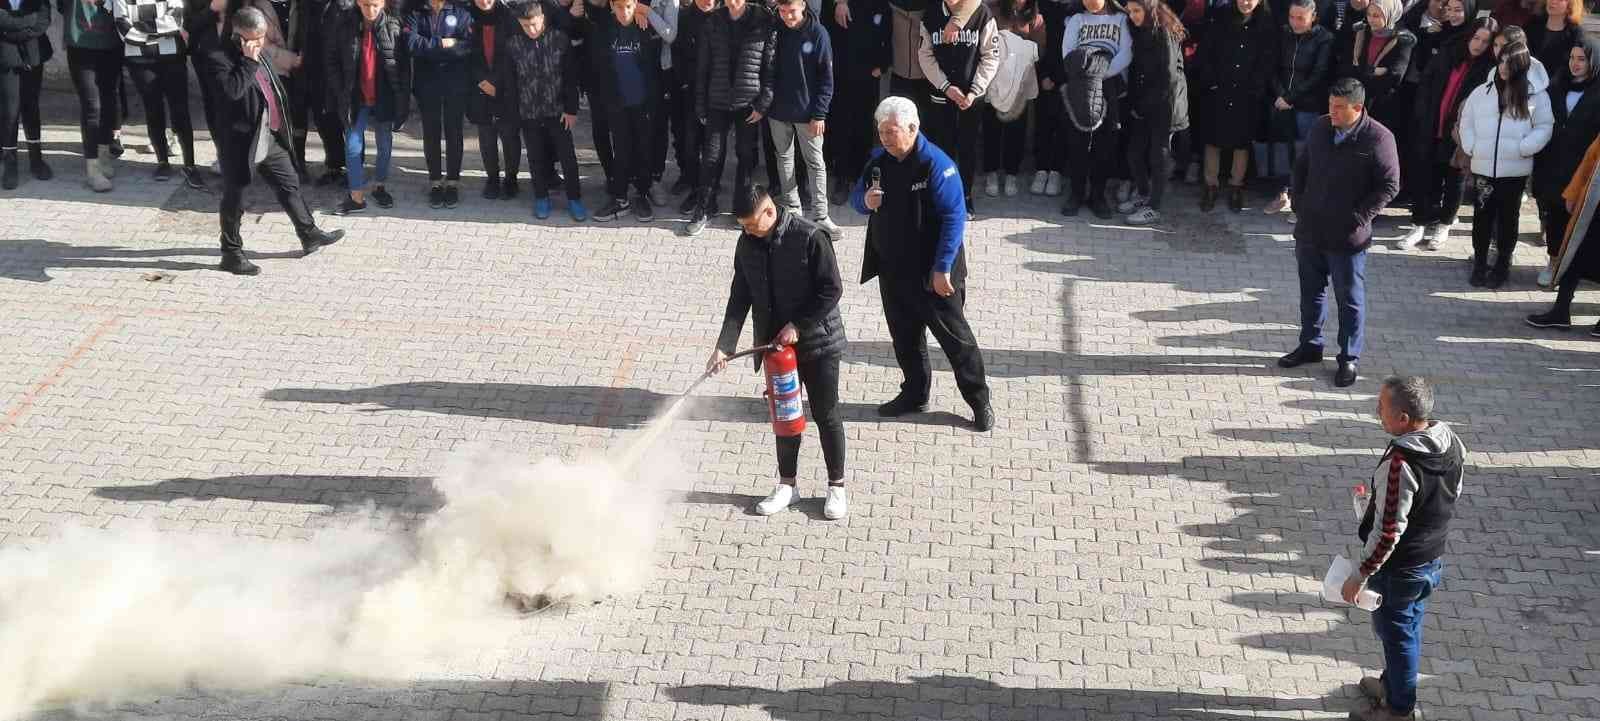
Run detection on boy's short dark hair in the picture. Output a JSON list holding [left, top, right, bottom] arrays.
[[733, 184, 772, 219], [775, 0, 807, 6], [519, 0, 543, 17]]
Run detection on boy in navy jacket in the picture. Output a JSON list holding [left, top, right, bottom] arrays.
[[768, 0, 839, 236]]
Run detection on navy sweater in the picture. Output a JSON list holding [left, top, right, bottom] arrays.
[[768, 13, 835, 123]]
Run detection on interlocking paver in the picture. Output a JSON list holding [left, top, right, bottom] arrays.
[[3, 81, 1599, 721]]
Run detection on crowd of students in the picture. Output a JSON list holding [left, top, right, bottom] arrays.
[[2, 0, 1600, 294]]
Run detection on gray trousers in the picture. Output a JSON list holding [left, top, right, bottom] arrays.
[[768, 118, 829, 221]]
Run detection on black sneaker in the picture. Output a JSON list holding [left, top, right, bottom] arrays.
[[1334, 361, 1359, 388], [1591, 321, 1600, 338], [685, 205, 711, 235], [679, 192, 702, 216], [1485, 266, 1508, 289], [1469, 265, 1488, 287], [1060, 193, 1082, 217], [154, 161, 173, 181], [634, 192, 654, 221], [371, 186, 394, 208], [333, 196, 367, 216], [877, 393, 929, 417], [444, 184, 460, 208], [1525, 311, 1572, 330], [594, 197, 630, 222], [483, 179, 501, 200], [502, 179, 520, 199], [316, 168, 346, 186], [1090, 199, 1114, 220], [182, 166, 208, 191], [109, 136, 126, 158], [972, 403, 995, 432], [428, 184, 446, 208], [966, 199, 978, 222]]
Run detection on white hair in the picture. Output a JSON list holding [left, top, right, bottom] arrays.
[[874, 96, 919, 131]]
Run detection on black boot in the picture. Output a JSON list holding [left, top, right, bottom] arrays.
[[1200, 185, 1218, 212], [1469, 262, 1489, 287], [26, 142, 51, 181], [299, 227, 345, 256], [219, 248, 260, 275], [1, 149, 17, 190], [1486, 262, 1510, 289]]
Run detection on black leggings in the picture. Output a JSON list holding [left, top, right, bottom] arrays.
[[1125, 108, 1172, 209], [775, 354, 846, 482], [127, 58, 195, 166], [1066, 122, 1119, 201], [982, 103, 1026, 175], [67, 47, 122, 159], [417, 76, 465, 181], [0, 65, 43, 150], [1471, 175, 1526, 271]]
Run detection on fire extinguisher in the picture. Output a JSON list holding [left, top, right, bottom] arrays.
[[763, 344, 806, 437]]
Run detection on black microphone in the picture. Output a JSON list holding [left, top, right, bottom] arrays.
[[870, 166, 881, 187]]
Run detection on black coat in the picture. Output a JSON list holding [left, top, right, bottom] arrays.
[[696, 2, 776, 117], [822, 0, 891, 75], [1128, 24, 1188, 132], [1272, 25, 1332, 113], [1525, 17, 1582, 85], [1409, 39, 1490, 166], [0, 0, 53, 70], [1534, 73, 1600, 201], [716, 208, 848, 366], [1195, 6, 1276, 149], [200, 40, 299, 186], [324, 8, 411, 126], [464, 0, 514, 123], [675, 0, 715, 82], [1291, 112, 1401, 253], [1345, 27, 1415, 117]]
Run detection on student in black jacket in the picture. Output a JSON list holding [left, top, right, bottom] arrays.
[[822, 0, 890, 206], [0, 0, 53, 188], [570, 0, 666, 222], [1122, 0, 1187, 225], [1532, 35, 1600, 286], [672, 0, 716, 213], [1262, 0, 1332, 214], [325, 0, 409, 215], [466, 0, 520, 200], [708, 183, 849, 520], [200, 6, 342, 275], [916, 0, 1000, 219], [501, 0, 588, 221], [1400, 15, 1493, 250], [685, 0, 775, 236], [403, 0, 474, 208]]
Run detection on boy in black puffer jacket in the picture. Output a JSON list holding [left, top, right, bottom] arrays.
[[325, 0, 409, 215], [685, 0, 776, 235]]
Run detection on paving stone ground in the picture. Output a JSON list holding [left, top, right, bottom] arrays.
[[2, 86, 1598, 721]]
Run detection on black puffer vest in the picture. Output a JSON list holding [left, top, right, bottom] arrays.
[[730, 210, 847, 364], [698, 2, 776, 115]]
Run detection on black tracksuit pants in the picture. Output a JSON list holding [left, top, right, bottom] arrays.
[[478, 116, 522, 184], [877, 270, 990, 408], [829, 66, 881, 185], [606, 104, 654, 199], [1471, 175, 1526, 272], [775, 354, 846, 482], [699, 106, 760, 207], [417, 69, 466, 182], [522, 116, 581, 199], [220, 137, 316, 249], [922, 98, 980, 205]]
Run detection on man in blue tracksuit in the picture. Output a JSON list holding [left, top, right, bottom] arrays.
[[850, 95, 992, 432]]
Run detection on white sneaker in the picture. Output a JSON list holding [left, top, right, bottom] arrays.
[[984, 172, 1000, 198], [755, 484, 795, 516], [84, 159, 112, 192], [1264, 191, 1291, 214], [813, 216, 841, 239], [1396, 225, 1427, 250], [1125, 206, 1161, 225], [1421, 223, 1450, 250], [1116, 193, 1147, 215], [823, 486, 848, 520], [1538, 258, 1557, 288], [1045, 171, 1063, 197], [1004, 174, 1019, 197], [1029, 170, 1048, 195]]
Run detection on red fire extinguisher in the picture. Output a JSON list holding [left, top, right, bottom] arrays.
[[763, 344, 806, 437]]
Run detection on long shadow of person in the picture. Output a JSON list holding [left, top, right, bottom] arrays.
[[0, 239, 298, 282]]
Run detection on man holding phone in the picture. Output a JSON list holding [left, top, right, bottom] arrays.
[[200, 6, 343, 275], [850, 95, 993, 431]]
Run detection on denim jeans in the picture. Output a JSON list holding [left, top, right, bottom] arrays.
[[344, 106, 393, 192], [1367, 558, 1444, 715], [1296, 245, 1367, 364]]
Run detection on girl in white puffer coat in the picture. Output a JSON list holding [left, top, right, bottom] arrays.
[[1458, 40, 1554, 288]]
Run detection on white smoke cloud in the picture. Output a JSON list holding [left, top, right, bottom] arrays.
[[0, 427, 679, 720]]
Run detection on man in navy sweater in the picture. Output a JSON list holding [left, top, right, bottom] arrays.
[[768, 0, 839, 238], [851, 95, 993, 431]]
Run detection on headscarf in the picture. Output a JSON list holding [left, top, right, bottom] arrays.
[[1369, 0, 1402, 35]]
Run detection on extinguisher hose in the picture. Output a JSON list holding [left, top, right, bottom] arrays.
[[674, 343, 779, 399]]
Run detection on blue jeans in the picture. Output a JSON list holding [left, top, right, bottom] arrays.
[[1296, 245, 1367, 364], [1367, 558, 1444, 714], [344, 106, 393, 192]]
